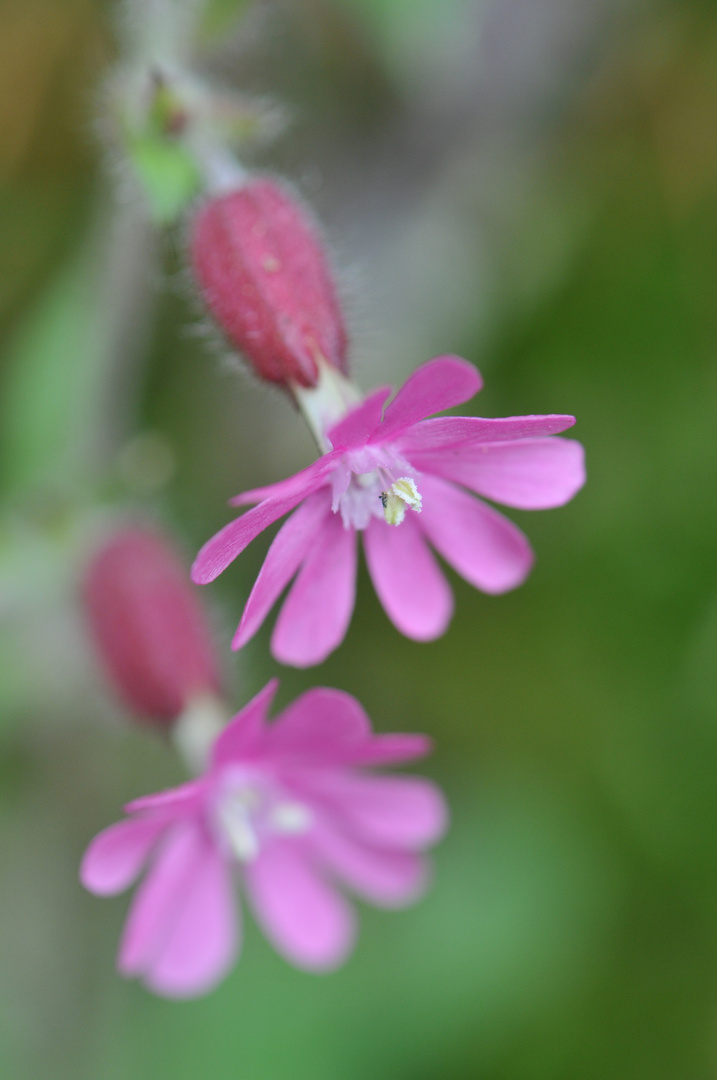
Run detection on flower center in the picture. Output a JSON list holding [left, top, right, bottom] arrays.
[[331, 450, 422, 530], [215, 774, 312, 863]]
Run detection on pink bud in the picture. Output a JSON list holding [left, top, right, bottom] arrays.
[[84, 527, 222, 727], [191, 178, 348, 388]]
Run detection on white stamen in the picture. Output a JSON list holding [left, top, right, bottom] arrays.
[[217, 784, 312, 861], [381, 476, 422, 525], [218, 792, 260, 862], [393, 477, 422, 509], [271, 802, 313, 834]]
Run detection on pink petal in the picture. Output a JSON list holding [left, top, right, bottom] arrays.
[[414, 437, 586, 509], [269, 687, 371, 759], [312, 823, 428, 907], [192, 485, 324, 586], [124, 779, 205, 816], [418, 474, 534, 593], [118, 822, 204, 978], [344, 733, 433, 766], [229, 456, 335, 508], [323, 774, 448, 850], [80, 816, 167, 896], [245, 841, 355, 970], [144, 844, 238, 999], [377, 356, 482, 441], [232, 491, 332, 651], [269, 690, 433, 767], [329, 462, 351, 508], [362, 514, 453, 641], [398, 414, 577, 455], [271, 512, 357, 667], [118, 822, 238, 998], [326, 386, 392, 449], [212, 680, 279, 767]]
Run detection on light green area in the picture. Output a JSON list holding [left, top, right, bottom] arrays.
[[199, 0, 251, 42], [0, 234, 105, 499], [126, 135, 202, 225]]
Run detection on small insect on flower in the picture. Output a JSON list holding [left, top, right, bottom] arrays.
[[192, 356, 586, 667]]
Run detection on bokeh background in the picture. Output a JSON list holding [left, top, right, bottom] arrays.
[[2, 0, 717, 1077]]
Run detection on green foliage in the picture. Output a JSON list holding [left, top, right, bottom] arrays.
[[126, 135, 201, 225], [0, 235, 106, 500], [198, 0, 252, 42]]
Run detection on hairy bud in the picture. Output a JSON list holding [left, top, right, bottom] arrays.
[[191, 178, 348, 388], [84, 527, 222, 726]]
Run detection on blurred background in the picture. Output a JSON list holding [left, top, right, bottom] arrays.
[[1, 0, 717, 1076]]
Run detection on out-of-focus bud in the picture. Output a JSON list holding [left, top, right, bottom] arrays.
[[83, 527, 222, 727], [191, 178, 348, 388]]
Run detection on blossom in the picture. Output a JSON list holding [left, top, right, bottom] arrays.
[[80, 681, 446, 998], [191, 178, 348, 388], [191, 355, 586, 667], [83, 527, 222, 726]]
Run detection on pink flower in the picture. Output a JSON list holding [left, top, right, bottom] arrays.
[[80, 681, 446, 998], [191, 179, 348, 388], [84, 527, 222, 726], [192, 355, 586, 667]]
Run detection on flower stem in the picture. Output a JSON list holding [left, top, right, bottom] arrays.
[[291, 362, 363, 452]]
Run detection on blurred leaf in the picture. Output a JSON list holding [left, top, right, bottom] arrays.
[[685, 593, 717, 721], [0, 233, 105, 500], [198, 0, 252, 43], [126, 135, 201, 225], [0, 181, 88, 324]]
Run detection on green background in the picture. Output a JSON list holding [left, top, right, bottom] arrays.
[[1, 0, 717, 1077]]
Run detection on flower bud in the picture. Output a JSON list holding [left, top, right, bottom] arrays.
[[191, 178, 348, 388], [83, 527, 222, 727]]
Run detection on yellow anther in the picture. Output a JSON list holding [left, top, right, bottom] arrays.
[[380, 477, 422, 526]]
